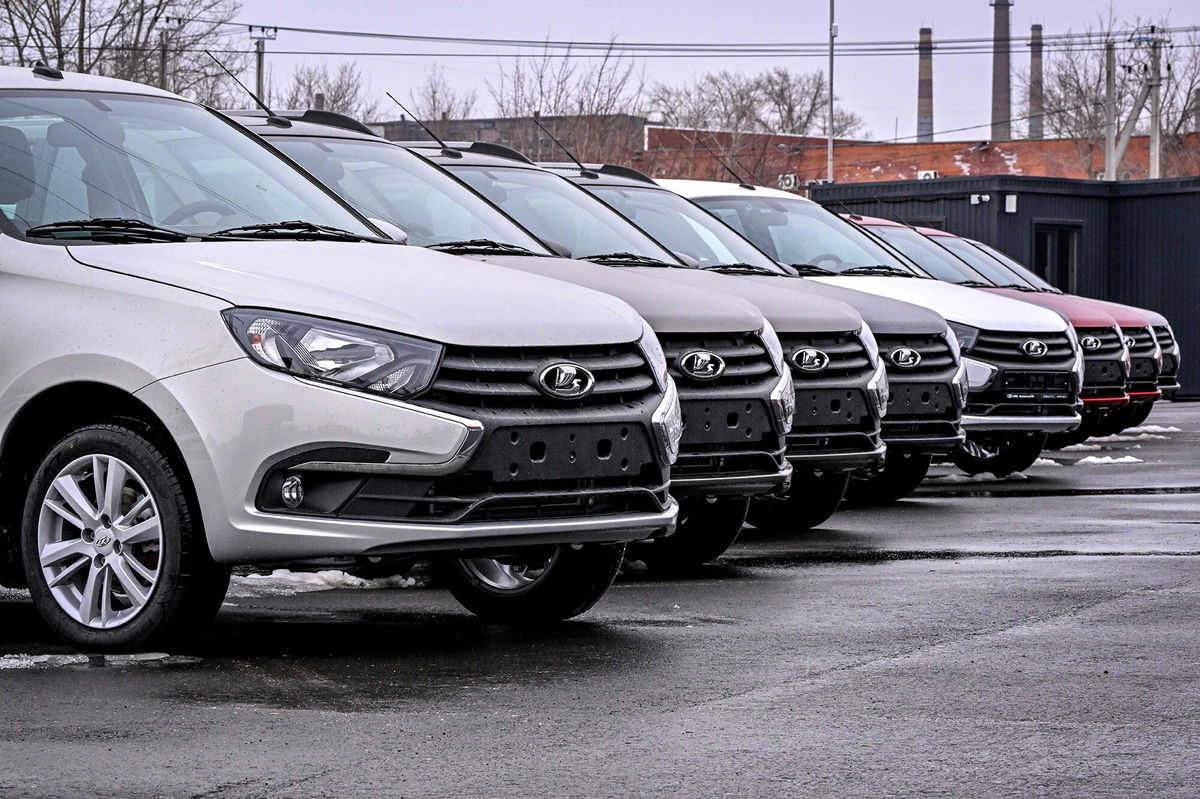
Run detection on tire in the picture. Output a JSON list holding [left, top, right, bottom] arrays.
[[845, 453, 933, 505], [1047, 411, 1100, 449], [629, 497, 749, 571], [21, 423, 230, 652], [1124, 401, 1154, 429], [951, 432, 1048, 477], [746, 472, 850, 533], [444, 543, 625, 623]]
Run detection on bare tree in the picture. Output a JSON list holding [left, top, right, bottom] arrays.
[[409, 65, 477, 124], [0, 0, 245, 103], [277, 61, 379, 122]]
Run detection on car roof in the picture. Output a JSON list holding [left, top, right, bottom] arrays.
[[849, 214, 906, 228], [0, 64, 181, 100]]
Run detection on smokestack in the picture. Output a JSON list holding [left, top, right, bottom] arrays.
[[917, 27, 934, 142], [990, 0, 1013, 141], [1191, 88, 1200, 133], [1028, 24, 1044, 139]]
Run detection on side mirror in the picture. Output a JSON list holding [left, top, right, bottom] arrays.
[[367, 218, 409, 244], [542, 239, 573, 259], [673, 251, 701, 268]]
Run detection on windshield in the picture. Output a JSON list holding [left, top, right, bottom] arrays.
[[971, 241, 1056, 291], [693, 194, 920, 274], [446, 164, 677, 262], [270, 136, 547, 251], [586, 184, 786, 271], [935, 235, 1037, 287], [867, 224, 992, 284], [0, 90, 374, 241]]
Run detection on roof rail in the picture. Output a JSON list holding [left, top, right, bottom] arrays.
[[224, 107, 376, 136]]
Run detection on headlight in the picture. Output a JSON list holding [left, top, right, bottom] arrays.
[[1065, 324, 1085, 390], [867, 362, 889, 418], [759, 320, 785, 374], [638, 319, 669, 391], [943, 322, 962, 360], [769, 368, 795, 434], [859, 324, 880, 367], [223, 309, 443, 399], [962, 357, 998, 391], [951, 362, 969, 408], [652, 377, 684, 465], [947, 321, 980, 354], [1116, 326, 1131, 370]]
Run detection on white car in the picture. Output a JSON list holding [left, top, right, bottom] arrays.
[[664, 180, 1084, 476], [0, 67, 681, 650]]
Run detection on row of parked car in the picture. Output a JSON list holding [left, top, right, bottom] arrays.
[[0, 67, 1179, 650]]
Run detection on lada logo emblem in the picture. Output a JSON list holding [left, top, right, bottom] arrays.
[[791, 348, 830, 373], [1021, 339, 1048, 357], [1080, 335, 1102, 351], [536, 363, 596, 399], [1123, 335, 1136, 349], [888, 347, 922, 368], [677, 350, 726, 381], [94, 534, 113, 549]]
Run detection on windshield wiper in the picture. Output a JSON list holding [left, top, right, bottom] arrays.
[[428, 239, 541, 256], [580, 252, 675, 267], [704, 263, 787, 277], [839, 264, 920, 278], [211, 220, 377, 242], [998, 283, 1043, 292], [956, 279, 996, 288], [788, 263, 836, 275], [24, 218, 195, 243]]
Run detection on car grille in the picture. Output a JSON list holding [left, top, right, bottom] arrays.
[[876, 334, 957, 379], [779, 333, 873, 381], [1154, 326, 1179, 379], [422, 342, 657, 410], [661, 332, 777, 390], [971, 329, 1076, 369], [1123, 326, 1160, 386], [1076, 326, 1126, 391]]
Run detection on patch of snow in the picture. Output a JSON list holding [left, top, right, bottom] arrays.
[[999, 148, 1023, 174], [1125, 425, 1181, 434], [226, 568, 420, 597], [1075, 455, 1144, 465], [1031, 457, 1062, 467], [1090, 433, 1168, 442], [952, 154, 972, 175], [871, 165, 883, 174], [930, 471, 1029, 483], [0, 654, 90, 670], [1059, 443, 1102, 451]]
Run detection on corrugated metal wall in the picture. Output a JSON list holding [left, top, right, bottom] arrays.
[[811, 176, 1200, 396]]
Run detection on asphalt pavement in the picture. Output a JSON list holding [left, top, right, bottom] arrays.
[[2, 403, 1198, 798]]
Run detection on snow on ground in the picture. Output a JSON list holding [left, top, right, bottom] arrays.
[[1075, 455, 1144, 465], [929, 471, 1029, 483], [1090, 433, 1169, 443], [1125, 425, 1181, 434], [1031, 458, 1062, 467], [226, 569, 421, 597], [0, 653, 179, 670], [1058, 443, 1102, 451]]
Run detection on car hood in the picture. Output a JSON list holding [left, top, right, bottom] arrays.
[[620, 267, 863, 335], [470, 255, 764, 334], [811, 276, 1068, 332], [67, 241, 644, 347], [731, 274, 947, 336], [1082, 298, 1161, 328], [980, 288, 1120, 328]]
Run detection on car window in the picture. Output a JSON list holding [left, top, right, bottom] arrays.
[[692, 195, 918, 274], [972, 241, 1054, 290], [935, 235, 1033, 286], [447, 164, 676, 261], [868, 225, 990, 284], [587, 185, 783, 270], [0, 90, 374, 239], [272, 136, 547, 251]]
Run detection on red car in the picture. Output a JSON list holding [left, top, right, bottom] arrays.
[[851, 216, 1153, 443]]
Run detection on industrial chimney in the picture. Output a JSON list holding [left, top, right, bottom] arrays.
[[917, 27, 934, 142], [990, 0, 1013, 141], [1028, 24, 1044, 139]]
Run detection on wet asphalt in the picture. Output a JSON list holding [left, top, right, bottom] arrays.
[[2, 403, 1198, 798]]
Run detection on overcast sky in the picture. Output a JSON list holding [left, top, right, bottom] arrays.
[[239, 0, 1188, 141]]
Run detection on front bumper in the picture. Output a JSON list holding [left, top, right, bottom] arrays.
[[787, 384, 886, 471], [961, 412, 1081, 433], [671, 392, 792, 498], [882, 379, 964, 455], [140, 358, 678, 563]]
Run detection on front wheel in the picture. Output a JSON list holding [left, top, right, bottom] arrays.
[[951, 432, 1048, 477], [746, 472, 849, 533], [21, 423, 229, 652], [845, 453, 933, 505], [444, 543, 625, 623], [629, 497, 749, 571]]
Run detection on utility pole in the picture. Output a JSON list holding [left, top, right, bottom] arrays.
[[77, 0, 86, 72], [158, 29, 169, 90], [249, 26, 277, 100], [1148, 35, 1163, 179], [826, 0, 836, 182], [1103, 41, 1117, 181]]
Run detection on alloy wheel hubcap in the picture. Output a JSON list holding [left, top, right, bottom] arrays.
[[37, 455, 163, 629], [459, 550, 558, 593]]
